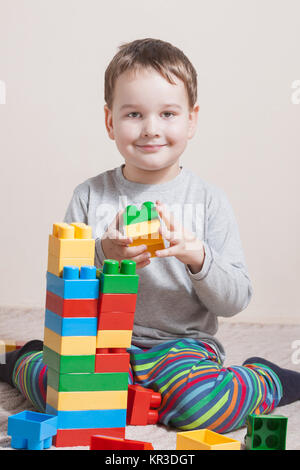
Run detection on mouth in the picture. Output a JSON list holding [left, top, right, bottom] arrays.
[[136, 144, 166, 152]]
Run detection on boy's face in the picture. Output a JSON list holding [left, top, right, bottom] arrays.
[[104, 67, 199, 176]]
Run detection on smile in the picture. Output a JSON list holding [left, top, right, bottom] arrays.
[[136, 145, 166, 152]]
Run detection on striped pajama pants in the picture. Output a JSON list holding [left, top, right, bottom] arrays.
[[12, 338, 282, 433]]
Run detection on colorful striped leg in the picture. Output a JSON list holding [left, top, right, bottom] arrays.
[[128, 338, 283, 433]]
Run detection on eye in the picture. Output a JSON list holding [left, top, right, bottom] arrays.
[[162, 112, 175, 118], [127, 112, 141, 118]]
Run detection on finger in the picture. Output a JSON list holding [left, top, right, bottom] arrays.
[[128, 249, 151, 264], [135, 258, 151, 270], [108, 208, 127, 233], [124, 243, 149, 257], [155, 244, 180, 258], [159, 223, 183, 243], [105, 228, 132, 246], [155, 200, 180, 233]]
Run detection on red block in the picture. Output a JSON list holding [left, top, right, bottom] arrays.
[[46, 291, 98, 317], [98, 293, 137, 313], [127, 385, 161, 425], [95, 351, 130, 373], [53, 427, 125, 447], [90, 435, 154, 450], [98, 311, 135, 330]]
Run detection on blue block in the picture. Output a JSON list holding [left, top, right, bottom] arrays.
[[7, 411, 57, 450], [45, 405, 126, 430], [45, 309, 98, 336], [46, 270, 99, 299]]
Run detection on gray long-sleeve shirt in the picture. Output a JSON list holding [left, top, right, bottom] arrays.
[[64, 164, 253, 362]]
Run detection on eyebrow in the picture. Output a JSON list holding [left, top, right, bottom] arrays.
[[120, 104, 182, 110]]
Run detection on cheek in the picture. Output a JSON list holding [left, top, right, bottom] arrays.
[[166, 120, 189, 143], [115, 121, 139, 143]]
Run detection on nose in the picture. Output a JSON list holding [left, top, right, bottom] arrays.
[[142, 116, 161, 138]]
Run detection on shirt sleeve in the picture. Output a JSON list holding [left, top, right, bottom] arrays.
[[185, 189, 253, 317]]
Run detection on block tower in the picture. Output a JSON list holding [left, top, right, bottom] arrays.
[[42, 222, 139, 447], [122, 201, 165, 258]]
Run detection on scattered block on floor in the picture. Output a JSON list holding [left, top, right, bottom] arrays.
[[127, 384, 161, 425], [244, 414, 288, 450], [90, 435, 154, 450], [176, 429, 241, 450], [53, 427, 125, 447], [7, 410, 57, 450]]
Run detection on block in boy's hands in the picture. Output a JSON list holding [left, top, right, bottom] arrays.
[[121, 201, 165, 258]]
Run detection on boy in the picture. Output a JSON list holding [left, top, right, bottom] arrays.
[[1, 38, 300, 433]]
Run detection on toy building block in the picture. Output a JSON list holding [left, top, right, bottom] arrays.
[[47, 266, 99, 299], [44, 327, 96, 356], [122, 201, 165, 257], [96, 329, 132, 349], [98, 292, 137, 314], [97, 311, 135, 331], [53, 427, 125, 447], [123, 201, 159, 226], [244, 414, 288, 450], [48, 222, 95, 277], [43, 345, 95, 373], [176, 429, 241, 450], [95, 350, 130, 373], [0, 339, 26, 354], [46, 404, 127, 430], [7, 410, 57, 450], [45, 309, 98, 337], [90, 435, 154, 450], [98, 259, 139, 294], [127, 384, 162, 425], [46, 385, 128, 410], [46, 291, 98, 317], [47, 368, 128, 392]]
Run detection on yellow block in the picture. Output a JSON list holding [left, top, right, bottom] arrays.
[[0, 339, 16, 353], [96, 330, 132, 349], [48, 235, 95, 259], [44, 328, 96, 356], [124, 219, 160, 238], [47, 253, 94, 277], [176, 429, 241, 450], [52, 222, 92, 239], [46, 386, 128, 411]]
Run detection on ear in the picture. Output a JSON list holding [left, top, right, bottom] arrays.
[[104, 104, 115, 140], [187, 103, 200, 140]]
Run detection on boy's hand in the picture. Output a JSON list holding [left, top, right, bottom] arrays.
[[155, 200, 205, 274], [101, 209, 151, 270]]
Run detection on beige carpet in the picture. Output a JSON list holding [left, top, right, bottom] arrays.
[[0, 306, 299, 450]]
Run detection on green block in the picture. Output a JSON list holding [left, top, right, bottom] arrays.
[[43, 346, 95, 373], [245, 414, 288, 450], [98, 259, 139, 294], [123, 201, 158, 225], [47, 367, 129, 392]]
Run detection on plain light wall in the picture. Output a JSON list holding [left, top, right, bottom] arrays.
[[0, 0, 299, 324]]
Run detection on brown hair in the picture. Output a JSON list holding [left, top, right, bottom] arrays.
[[104, 38, 198, 111]]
